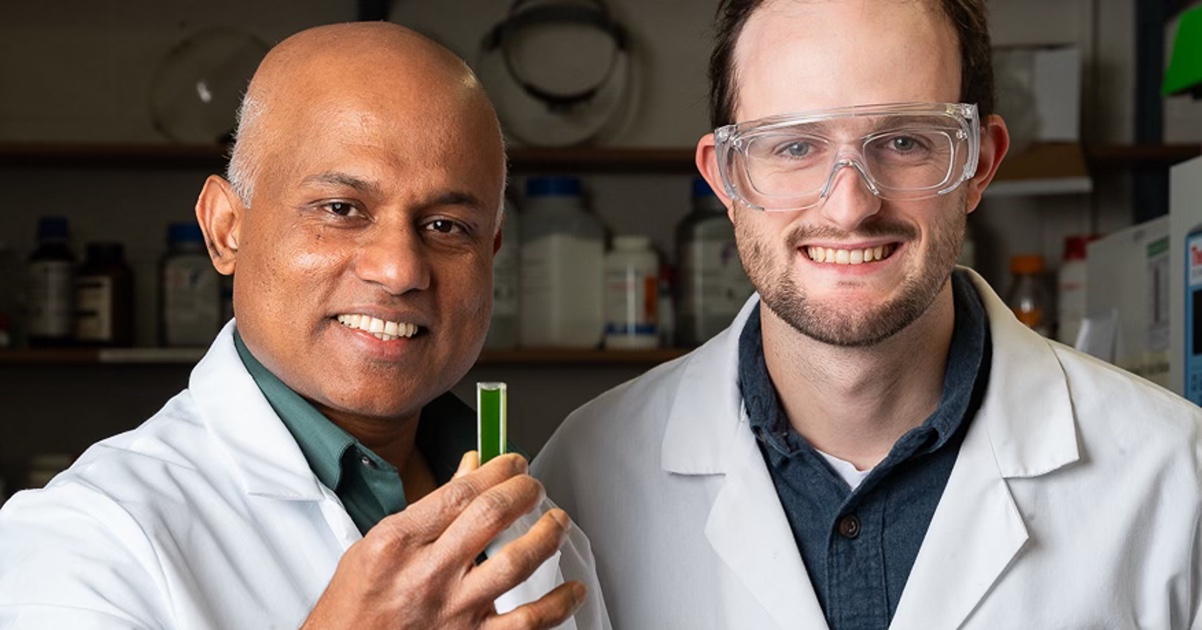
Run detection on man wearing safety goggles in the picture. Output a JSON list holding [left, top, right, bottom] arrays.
[[533, 0, 1202, 628]]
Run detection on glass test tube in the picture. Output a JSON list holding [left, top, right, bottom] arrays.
[[476, 382, 508, 464]]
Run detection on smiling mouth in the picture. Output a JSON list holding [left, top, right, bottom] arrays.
[[805, 244, 898, 265], [336, 314, 422, 341]]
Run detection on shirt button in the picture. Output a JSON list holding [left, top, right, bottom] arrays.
[[838, 515, 861, 539]]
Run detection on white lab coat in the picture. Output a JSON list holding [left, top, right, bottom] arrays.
[[533, 270, 1202, 630], [0, 322, 610, 630]]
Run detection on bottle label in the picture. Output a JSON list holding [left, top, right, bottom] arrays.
[[493, 237, 519, 317], [75, 275, 113, 341], [681, 240, 754, 318], [164, 257, 220, 346], [28, 261, 73, 337], [604, 267, 658, 337], [520, 234, 604, 346]]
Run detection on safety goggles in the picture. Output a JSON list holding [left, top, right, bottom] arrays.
[[713, 102, 980, 212]]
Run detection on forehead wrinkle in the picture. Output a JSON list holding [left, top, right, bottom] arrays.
[[301, 171, 385, 196]]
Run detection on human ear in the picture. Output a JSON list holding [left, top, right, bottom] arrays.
[[195, 175, 244, 276], [695, 132, 738, 223], [964, 115, 1011, 214]]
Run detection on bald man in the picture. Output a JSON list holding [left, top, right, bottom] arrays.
[[0, 23, 608, 630]]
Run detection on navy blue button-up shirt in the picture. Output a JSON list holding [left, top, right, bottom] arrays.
[[738, 270, 991, 630]]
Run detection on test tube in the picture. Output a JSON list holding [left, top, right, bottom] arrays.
[[476, 382, 508, 465]]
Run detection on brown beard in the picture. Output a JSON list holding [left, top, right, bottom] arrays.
[[734, 196, 966, 347]]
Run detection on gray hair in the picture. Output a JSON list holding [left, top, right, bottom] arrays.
[[225, 93, 267, 207]]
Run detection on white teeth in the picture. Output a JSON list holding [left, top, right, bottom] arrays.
[[336, 314, 420, 339], [806, 244, 896, 265]]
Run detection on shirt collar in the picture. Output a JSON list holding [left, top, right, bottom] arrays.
[[233, 330, 364, 494], [233, 330, 477, 489], [739, 269, 991, 461]]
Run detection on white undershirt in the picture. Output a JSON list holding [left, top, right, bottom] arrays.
[[815, 448, 873, 491]]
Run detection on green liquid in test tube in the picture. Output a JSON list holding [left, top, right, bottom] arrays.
[[477, 382, 507, 464]]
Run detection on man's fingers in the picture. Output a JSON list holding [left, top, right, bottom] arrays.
[[481, 581, 586, 630], [436, 473, 545, 564], [381, 453, 529, 544], [454, 451, 480, 480], [463, 508, 571, 600]]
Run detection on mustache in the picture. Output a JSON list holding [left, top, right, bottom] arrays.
[[784, 218, 919, 249]]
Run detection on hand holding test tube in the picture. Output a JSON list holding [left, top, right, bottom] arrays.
[[477, 382, 508, 464]]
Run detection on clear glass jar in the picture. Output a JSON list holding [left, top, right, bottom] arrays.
[[1006, 254, 1051, 337]]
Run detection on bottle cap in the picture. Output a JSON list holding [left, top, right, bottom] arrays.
[[692, 177, 717, 198], [1010, 254, 1045, 274], [526, 176, 582, 198], [1062, 234, 1099, 261], [167, 222, 205, 244], [35, 216, 69, 241], [613, 235, 652, 251]]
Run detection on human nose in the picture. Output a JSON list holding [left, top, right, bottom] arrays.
[[354, 225, 431, 295], [815, 158, 882, 232]]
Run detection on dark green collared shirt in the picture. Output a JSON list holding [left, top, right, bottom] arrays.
[[234, 330, 477, 535]]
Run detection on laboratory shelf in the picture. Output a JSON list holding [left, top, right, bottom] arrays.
[[0, 347, 690, 366]]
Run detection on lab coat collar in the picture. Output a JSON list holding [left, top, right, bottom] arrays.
[[660, 268, 1080, 480], [964, 268, 1080, 478], [189, 321, 330, 502], [660, 269, 1080, 629]]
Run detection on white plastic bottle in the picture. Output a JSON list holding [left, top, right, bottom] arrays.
[[160, 222, 220, 347], [1056, 235, 1090, 346], [519, 177, 605, 348], [676, 178, 755, 346], [485, 199, 520, 349], [605, 235, 660, 350]]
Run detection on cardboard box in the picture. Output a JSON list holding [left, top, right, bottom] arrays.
[[994, 45, 1081, 143], [1083, 216, 1170, 387]]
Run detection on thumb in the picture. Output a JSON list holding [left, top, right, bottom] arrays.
[[454, 451, 480, 480]]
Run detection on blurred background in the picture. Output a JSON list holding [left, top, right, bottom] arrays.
[[1, 0, 1200, 501]]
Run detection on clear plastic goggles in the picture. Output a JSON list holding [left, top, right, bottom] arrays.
[[714, 102, 980, 212]]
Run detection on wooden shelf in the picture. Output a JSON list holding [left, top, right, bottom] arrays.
[[0, 346, 689, 366], [1085, 143, 1201, 168]]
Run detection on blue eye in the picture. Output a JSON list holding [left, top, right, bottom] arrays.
[[780, 142, 811, 158]]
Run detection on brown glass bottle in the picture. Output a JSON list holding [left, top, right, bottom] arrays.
[[75, 242, 135, 347]]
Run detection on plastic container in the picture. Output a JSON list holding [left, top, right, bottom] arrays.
[[657, 263, 676, 348], [1006, 254, 1051, 337], [676, 178, 755, 346], [519, 176, 605, 348], [74, 242, 135, 347], [1056, 235, 1092, 346], [160, 222, 221, 347], [485, 199, 520, 349], [27, 217, 75, 347], [604, 235, 660, 350]]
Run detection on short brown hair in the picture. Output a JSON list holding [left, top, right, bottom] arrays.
[[708, 0, 995, 127]]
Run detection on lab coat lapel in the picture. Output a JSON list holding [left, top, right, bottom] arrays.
[[890, 271, 1079, 629], [663, 296, 828, 629], [190, 322, 361, 548]]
